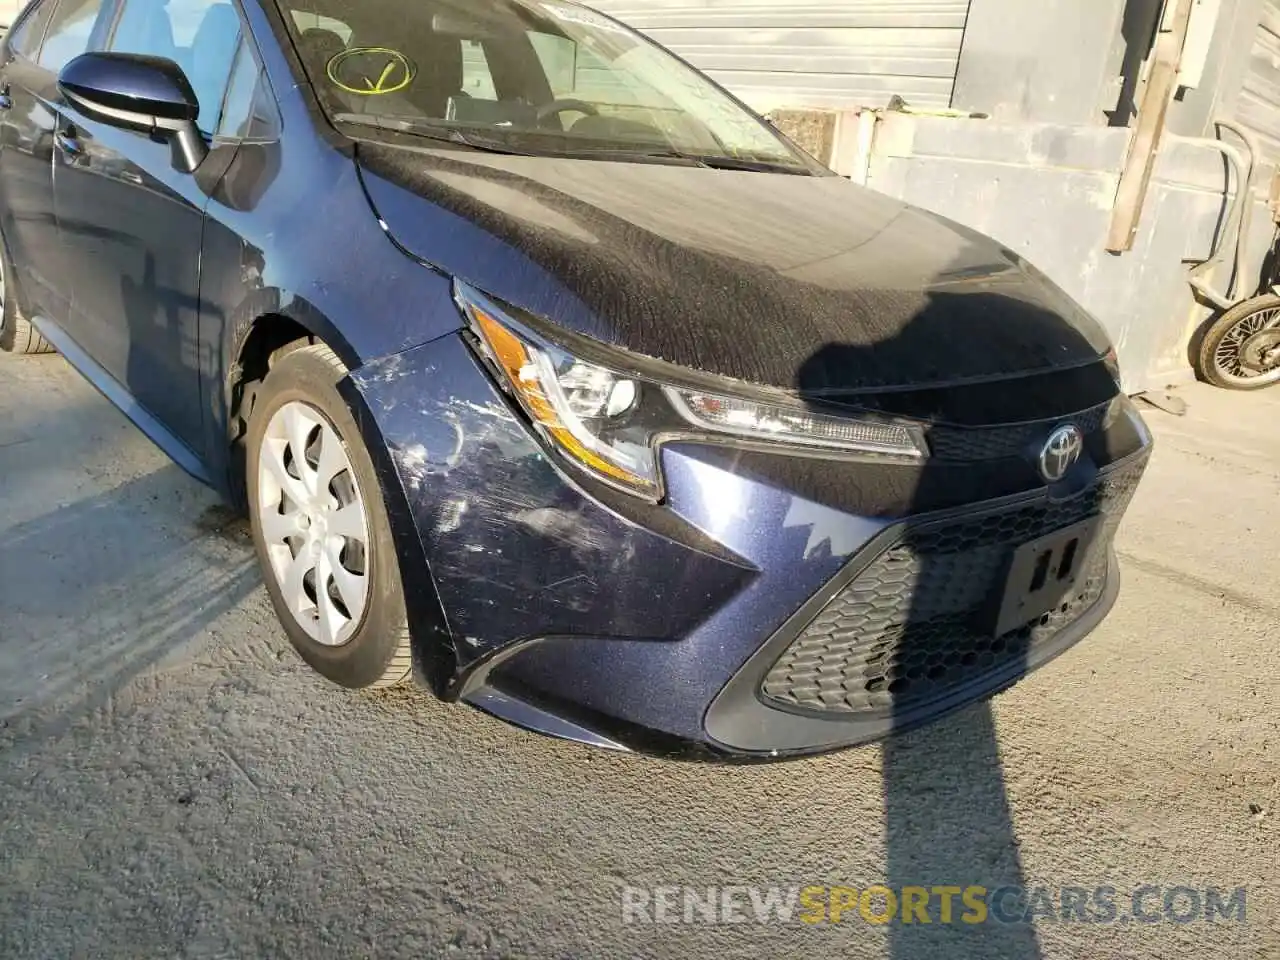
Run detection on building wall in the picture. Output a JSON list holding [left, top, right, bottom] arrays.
[[0, 0, 24, 27], [585, 0, 973, 111], [1230, 0, 1280, 157], [858, 0, 1280, 393], [1166, 0, 1264, 137], [866, 115, 1274, 393], [950, 0, 1129, 125]]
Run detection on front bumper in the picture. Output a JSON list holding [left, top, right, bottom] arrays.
[[348, 334, 1151, 758]]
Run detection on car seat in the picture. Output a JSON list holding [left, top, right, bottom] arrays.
[[297, 26, 345, 77]]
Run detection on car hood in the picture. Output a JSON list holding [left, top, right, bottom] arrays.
[[355, 140, 1112, 394]]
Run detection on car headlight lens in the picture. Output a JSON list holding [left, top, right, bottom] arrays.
[[459, 286, 660, 497], [665, 389, 926, 456], [456, 281, 928, 500]]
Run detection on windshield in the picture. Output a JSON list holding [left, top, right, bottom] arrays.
[[278, 0, 814, 169]]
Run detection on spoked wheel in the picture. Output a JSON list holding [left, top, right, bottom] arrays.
[[1197, 293, 1280, 390], [0, 232, 54, 355], [246, 342, 414, 688]]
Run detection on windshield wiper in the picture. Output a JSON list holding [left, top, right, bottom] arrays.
[[332, 113, 531, 155], [679, 153, 813, 175], [614, 148, 813, 174], [335, 115, 695, 164], [334, 115, 814, 172], [334, 120, 708, 166]]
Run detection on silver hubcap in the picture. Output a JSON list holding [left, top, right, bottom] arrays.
[[257, 401, 370, 646]]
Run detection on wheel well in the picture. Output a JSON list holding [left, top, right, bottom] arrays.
[[225, 315, 459, 691], [226, 314, 314, 508]]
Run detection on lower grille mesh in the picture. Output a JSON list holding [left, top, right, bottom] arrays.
[[760, 457, 1148, 717]]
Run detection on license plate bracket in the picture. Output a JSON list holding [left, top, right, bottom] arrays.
[[989, 516, 1102, 638]]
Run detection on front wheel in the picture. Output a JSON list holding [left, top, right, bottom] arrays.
[[1196, 293, 1280, 390], [246, 342, 413, 689], [0, 234, 53, 355]]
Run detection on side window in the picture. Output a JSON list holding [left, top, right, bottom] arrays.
[[37, 0, 105, 72], [106, 0, 240, 134], [215, 37, 279, 141], [8, 0, 56, 61], [460, 40, 497, 101]]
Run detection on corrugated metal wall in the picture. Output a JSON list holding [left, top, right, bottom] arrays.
[[1237, 0, 1280, 160], [585, 0, 972, 112]]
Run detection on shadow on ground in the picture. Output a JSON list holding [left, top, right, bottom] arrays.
[[0, 465, 259, 737]]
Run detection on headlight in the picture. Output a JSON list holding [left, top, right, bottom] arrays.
[[457, 283, 660, 497], [665, 390, 926, 456], [455, 281, 928, 500]]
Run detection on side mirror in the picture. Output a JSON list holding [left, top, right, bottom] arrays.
[[57, 52, 208, 174]]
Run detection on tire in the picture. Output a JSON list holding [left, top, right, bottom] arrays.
[[246, 341, 413, 689], [0, 236, 54, 355], [1196, 293, 1280, 390]]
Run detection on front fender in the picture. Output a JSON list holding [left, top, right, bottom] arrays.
[[345, 334, 756, 668], [339, 352, 457, 694]]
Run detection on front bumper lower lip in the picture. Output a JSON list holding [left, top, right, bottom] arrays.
[[463, 685, 633, 753]]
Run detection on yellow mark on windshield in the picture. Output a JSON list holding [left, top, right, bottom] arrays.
[[326, 47, 415, 96]]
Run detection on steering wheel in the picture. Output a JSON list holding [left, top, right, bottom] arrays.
[[536, 98, 600, 126]]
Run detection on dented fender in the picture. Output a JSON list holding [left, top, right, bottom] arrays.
[[345, 335, 756, 672]]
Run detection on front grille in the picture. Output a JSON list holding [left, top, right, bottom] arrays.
[[927, 402, 1112, 461], [760, 455, 1147, 717]]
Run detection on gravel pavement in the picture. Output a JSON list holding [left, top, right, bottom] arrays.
[[1, 350, 1276, 959]]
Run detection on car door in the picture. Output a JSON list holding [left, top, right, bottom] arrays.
[[52, 0, 241, 452], [0, 0, 104, 327]]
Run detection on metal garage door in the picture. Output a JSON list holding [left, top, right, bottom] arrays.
[[584, 0, 973, 112], [1237, 0, 1280, 161]]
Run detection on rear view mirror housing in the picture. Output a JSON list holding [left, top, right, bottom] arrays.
[[57, 52, 208, 173]]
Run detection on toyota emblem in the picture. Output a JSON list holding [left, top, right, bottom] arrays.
[[1039, 424, 1084, 483]]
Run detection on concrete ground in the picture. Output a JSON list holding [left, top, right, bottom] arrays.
[[0, 349, 1276, 960]]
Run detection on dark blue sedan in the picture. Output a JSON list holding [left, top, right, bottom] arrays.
[[0, 0, 1151, 757]]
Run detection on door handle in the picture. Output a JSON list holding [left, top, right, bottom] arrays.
[[0, 86, 12, 111], [54, 130, 82, 157]]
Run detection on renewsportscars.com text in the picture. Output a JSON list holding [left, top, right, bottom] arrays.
[[621, 885, 1248, 926]]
